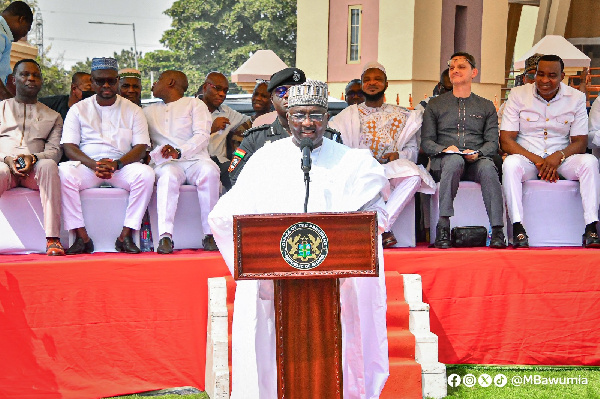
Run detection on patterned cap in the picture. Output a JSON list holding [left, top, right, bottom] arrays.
[[119, 68, 141, 80], [525, 53, 543, 72], [287, 79, 328, 109], [91, 57, 118, 72], [362, 61, 386, 76]]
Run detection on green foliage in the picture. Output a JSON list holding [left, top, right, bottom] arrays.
[[36, 53, 70, 97], [141, 0, 297, 95]]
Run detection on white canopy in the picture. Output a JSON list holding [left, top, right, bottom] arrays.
[[514, 35, 590, 70]]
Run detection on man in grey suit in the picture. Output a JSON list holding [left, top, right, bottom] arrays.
[[421, 52, 506, 249]]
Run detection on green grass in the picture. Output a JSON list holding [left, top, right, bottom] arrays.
[[444, 365, 600, 399]]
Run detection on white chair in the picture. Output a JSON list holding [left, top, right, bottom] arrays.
[[0, 188, 69, 254], [513, 180, 585, 247], [72, 187, 139, 252], [389, 195, 416, 247], [430, 181, 506, 243], [148, 185, 205, 251]]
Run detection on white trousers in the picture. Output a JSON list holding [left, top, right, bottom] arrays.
[[386, 176, 420, 230], [154, 158, 220, 235], [59, 162, 155, 231], [503, 153, 600, 225], [230, 236, 389, 399]]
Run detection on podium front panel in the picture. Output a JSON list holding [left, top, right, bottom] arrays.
[[233, 212, 378, 280]]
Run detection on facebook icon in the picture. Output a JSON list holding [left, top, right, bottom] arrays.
[[448, 374, 461, 387]]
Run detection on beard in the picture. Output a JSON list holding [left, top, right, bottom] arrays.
[[363, 88, 385, 102]]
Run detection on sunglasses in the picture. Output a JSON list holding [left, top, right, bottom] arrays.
[[273, 86, 289, 98], [524, 73, 536, 80], [93, 77, 118, 86], [206, 82, 229, 94]]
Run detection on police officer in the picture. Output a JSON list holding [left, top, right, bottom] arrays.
[[229, 67, 342, 185]]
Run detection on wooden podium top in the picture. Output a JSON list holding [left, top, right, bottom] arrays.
[[233, 211, 378, 280]]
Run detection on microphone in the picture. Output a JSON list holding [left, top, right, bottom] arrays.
[[300, 138, 314, 174]]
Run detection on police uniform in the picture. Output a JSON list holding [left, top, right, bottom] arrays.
[[228, 117, 342, 185]]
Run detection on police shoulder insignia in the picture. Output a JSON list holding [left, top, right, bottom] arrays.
[[280, 222, 329, 270], [228, 155, 242, 172]]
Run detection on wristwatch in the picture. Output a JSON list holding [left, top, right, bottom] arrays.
[[116, 159, 124, 170], [559, 150, 566, 164], [175, 148, 182, 159]]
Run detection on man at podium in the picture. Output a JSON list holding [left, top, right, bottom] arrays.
[[209, 79, 390, 398]]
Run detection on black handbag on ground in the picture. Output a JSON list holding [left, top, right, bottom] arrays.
[[450, 226, 488, 247]]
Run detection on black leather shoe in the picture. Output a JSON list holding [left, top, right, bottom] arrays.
[[115, 236, 141, 254], [512, 232, 529, 249], [582, 230, 600, 248], [489, 230, 507, 249], [434, 225, 451, 249], [65, 237, 94, 255], [202, 234, 218, 251], [382, 231, 397, 248], [157, 237, 174, 254]]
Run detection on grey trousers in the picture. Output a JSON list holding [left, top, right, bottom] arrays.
[[433, 154, 504, 227]]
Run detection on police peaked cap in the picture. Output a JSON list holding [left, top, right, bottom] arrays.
[[267, 68, 306, 92]]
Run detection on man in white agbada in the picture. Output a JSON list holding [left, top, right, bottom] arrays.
[[59, 57, 154, 254], [208, 80, 390, 398], [144, 70, 220, 253], [329, 62, 435, 248]]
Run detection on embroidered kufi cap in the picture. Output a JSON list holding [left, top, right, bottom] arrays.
[[525, 53, 544, 72], [287, 79, 328, 109], [91, 57, 119, 72], [362, 61, 386, 76], [119, 68, 141, 80], [267, 67, 306, 92]]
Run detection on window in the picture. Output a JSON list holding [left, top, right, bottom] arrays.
[[347, 5, 362, 64]]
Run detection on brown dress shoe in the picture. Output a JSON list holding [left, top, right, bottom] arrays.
[[382, 231, 397, 248], [46, 238, 65, 256], [202, 234, 218, 251]]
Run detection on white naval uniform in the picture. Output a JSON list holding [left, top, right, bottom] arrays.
[[59, 95, 154, 231], [587, 96, 600, 159], [144, 97, 219, 235], [329, 103, 435, 230], [208, 137, 390, 399], [501, 83, 600, 225]]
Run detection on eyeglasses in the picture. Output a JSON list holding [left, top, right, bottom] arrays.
[[206, 82, 229, 94], [524, 73, 536, 80], [289, 113, 326, 123], [93, 77, 118, 86], [273, 86, 289, 98]]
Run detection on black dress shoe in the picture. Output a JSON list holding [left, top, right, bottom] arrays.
[[434, 225, 451, 249], [157, 237, 174, 254], [489, 230, 507, 249], [512, 232, 529, 249], [582, 230, 600, 248], [65, 237, 94, 255], [115, 236, 141, 254], [202, 234, 218, 251], [382, 231, 397, 248]]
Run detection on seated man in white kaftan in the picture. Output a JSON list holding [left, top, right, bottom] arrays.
[[329, 62, 435, 247], [144, 70, 220, 253], [208, 80, 390, 399]]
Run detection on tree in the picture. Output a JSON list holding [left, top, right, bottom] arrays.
[[37, 53, 70, 97], [142, 0, 296, 95]]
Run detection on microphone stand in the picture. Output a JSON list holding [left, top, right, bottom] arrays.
[[300, 138, 313, 213]]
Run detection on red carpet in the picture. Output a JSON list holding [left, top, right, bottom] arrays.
[[0, 246, 599, 398]]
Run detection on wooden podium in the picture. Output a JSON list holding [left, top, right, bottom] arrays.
[[233, 211, 379, 399]]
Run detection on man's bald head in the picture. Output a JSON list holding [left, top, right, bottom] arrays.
[[151, 69, 189, 103]]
